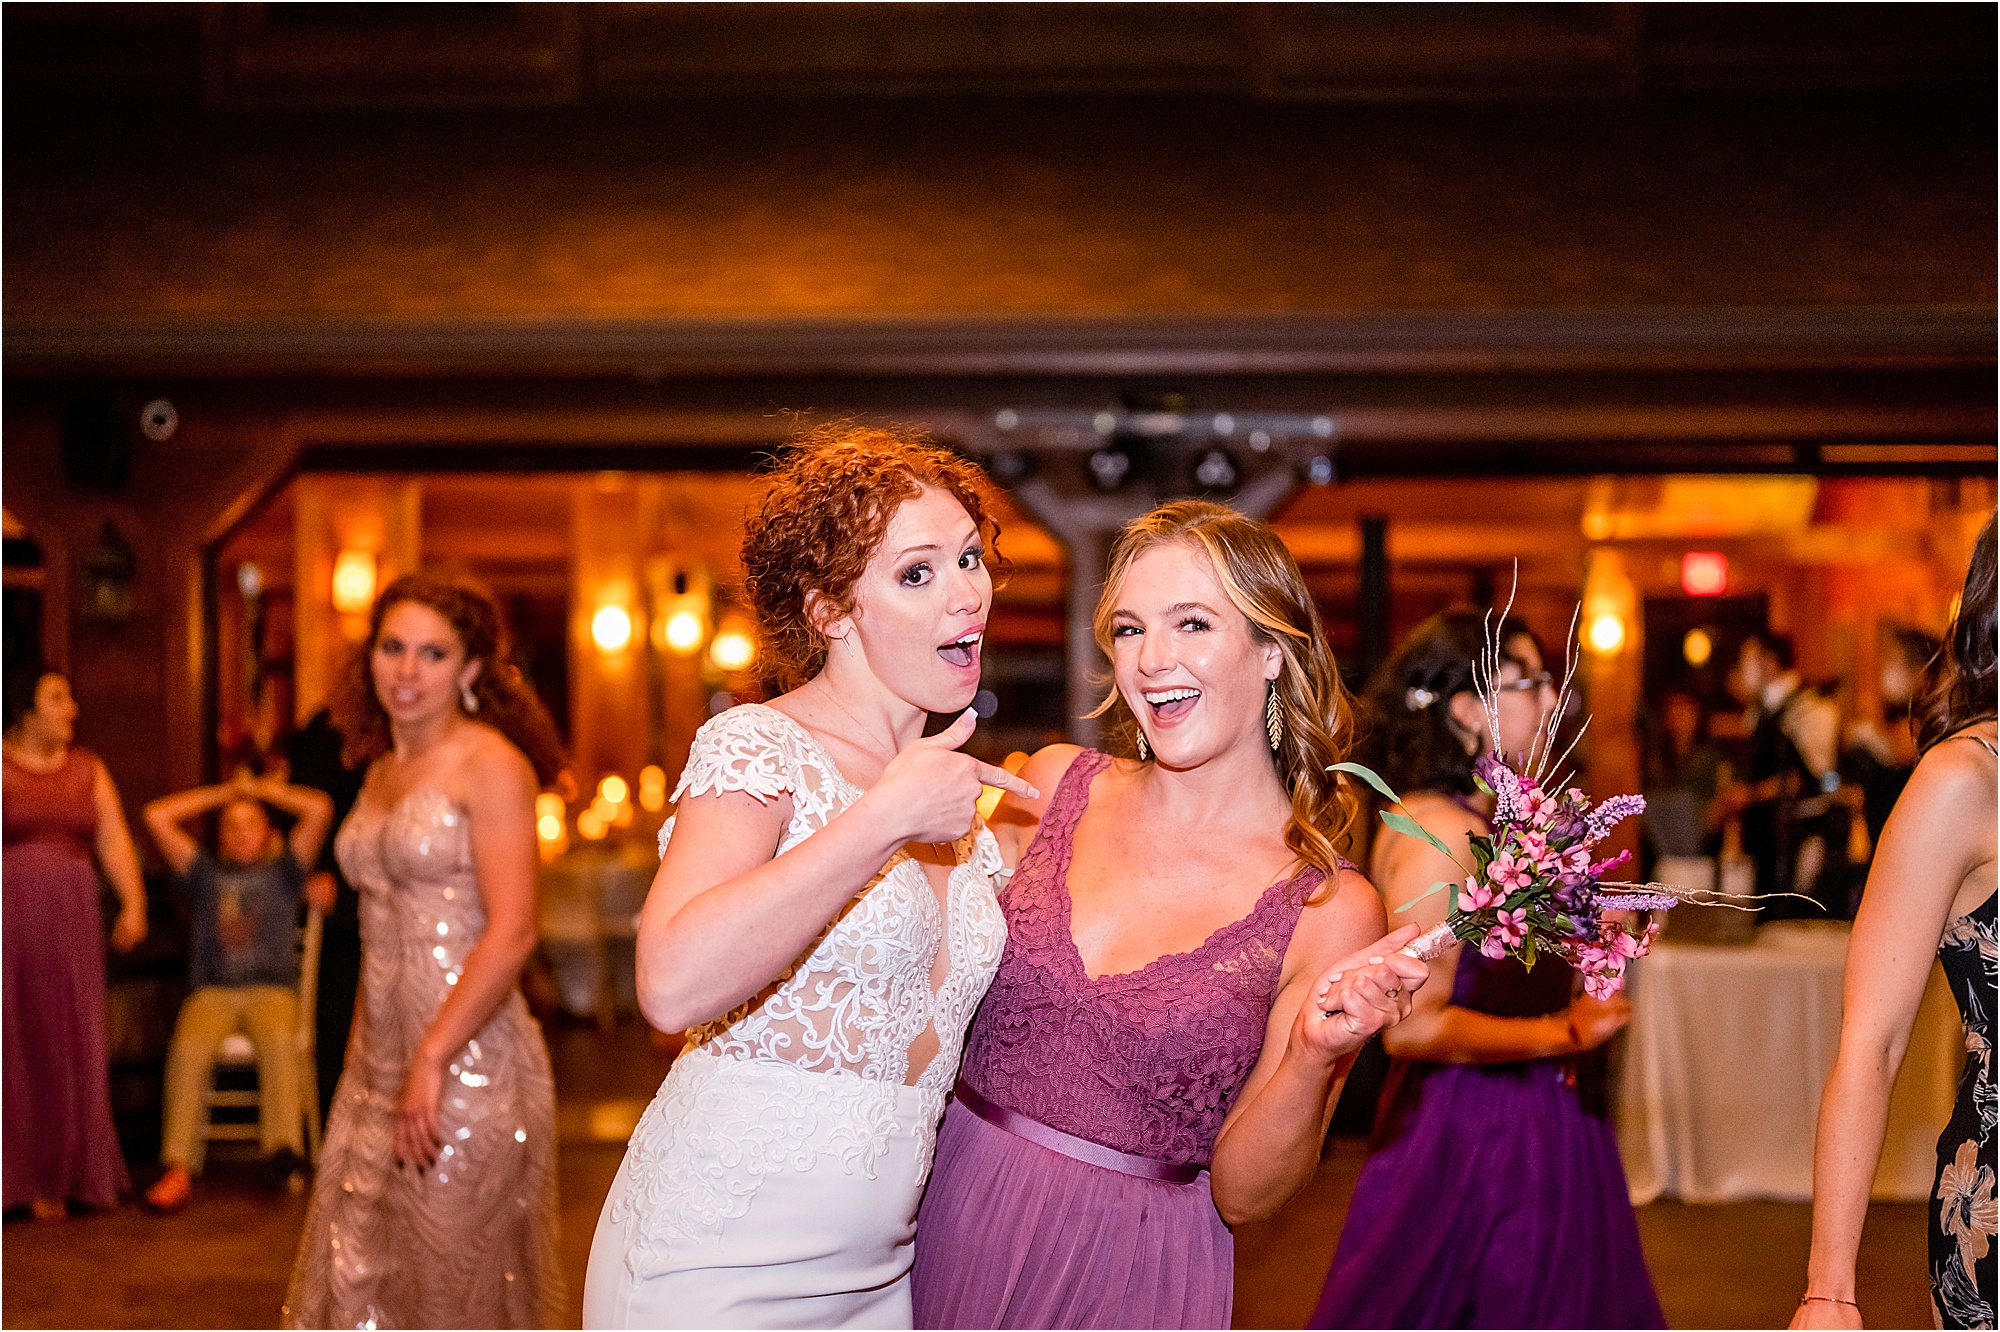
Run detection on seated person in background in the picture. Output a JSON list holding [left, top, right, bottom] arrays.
[[140, 772, 334, 1211], [1641, 688, 1724, 868]]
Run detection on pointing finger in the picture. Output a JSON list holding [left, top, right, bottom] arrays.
[[975, 763, 1040, 799]]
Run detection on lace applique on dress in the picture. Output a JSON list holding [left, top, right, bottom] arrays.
[[613, 705, 1007, 1272]]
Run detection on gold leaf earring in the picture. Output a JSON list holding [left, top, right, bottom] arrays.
[[1266, 684, 1283, 751]]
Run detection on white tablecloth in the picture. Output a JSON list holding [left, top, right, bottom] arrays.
[[1618, 919, 1965, 1204]]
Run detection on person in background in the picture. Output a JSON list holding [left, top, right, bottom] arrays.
[[139, 771, 336, 1211], [2, 668, 149, 1220], [1723, 631, 1846, 914], [1843, 624, 1939, 849], [1795, 514, 1996, 1331], [285, 707, 366, 1124], [284, 571, 567, 1329], [1309, 610, 1664, 1329], [1641, 687, 1724, 869]]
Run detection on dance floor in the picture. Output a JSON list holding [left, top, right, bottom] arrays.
[[3, 1021, 1933, 1329]]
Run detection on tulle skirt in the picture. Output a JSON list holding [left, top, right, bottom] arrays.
[[1310, 1058, 1665, 1330], [912, 1099, 1232, 1329]]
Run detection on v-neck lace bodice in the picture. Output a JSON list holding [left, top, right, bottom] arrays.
[[960, 749, 1320, 1167]]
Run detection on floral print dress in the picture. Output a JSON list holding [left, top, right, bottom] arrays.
[[1932, 807, 1997, 1329]]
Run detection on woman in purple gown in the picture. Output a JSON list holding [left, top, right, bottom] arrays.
[[3, 670, 149, 1219], [912, 502, 1429, 1329], [1310, 611, 1665, 1330]]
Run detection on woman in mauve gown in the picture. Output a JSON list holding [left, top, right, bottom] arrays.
[[1309, 610, 1664, 1330], [283, 573, 566, 1329], [912, 501, 1429, 1330], [3, 669, 149, 1219]]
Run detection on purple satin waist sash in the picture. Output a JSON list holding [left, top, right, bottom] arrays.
[[952, 1079, 1204, 1185]]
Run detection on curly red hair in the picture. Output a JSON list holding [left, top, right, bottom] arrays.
[[742, 423, 1007, 690]]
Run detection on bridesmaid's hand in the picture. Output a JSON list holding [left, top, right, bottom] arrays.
[[110, 903, 147, 953], [1295, 924, 1429, 1064], [394, 1053, 446, 1173]]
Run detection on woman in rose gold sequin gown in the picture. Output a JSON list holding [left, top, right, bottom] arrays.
[[284, 574, 565, 1329]]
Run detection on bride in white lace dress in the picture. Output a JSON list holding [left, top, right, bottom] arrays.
[[583, 428, 1036, 1329]]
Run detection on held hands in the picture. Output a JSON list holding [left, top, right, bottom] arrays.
[[1565, 992, 1632, 1052], [304, 871, 339, 917], [1296, 924, 1430, 1064], [863, 709, 1039, 846], [394, 1049, 446, 1175]]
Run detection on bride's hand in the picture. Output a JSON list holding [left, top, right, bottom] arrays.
[[1293, 924, 1429, 1065], [861, 710, 1038, 846], [394, 1052, 446, 1174]]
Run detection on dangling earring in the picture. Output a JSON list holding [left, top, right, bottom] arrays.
[[461, 682, 479, 714], [1135, 729, 1150, 762], [840, 634, 857, 658], [1266, 683, 1283, 751]]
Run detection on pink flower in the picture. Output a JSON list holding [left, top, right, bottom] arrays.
[[1489, 851, 1534, 891], [1459, 876, 1498, 912], [1560, 845, 1592, 876], [1479, 928, 1510, 960], [1492, 907, 1528, 948], [1582, 970, 1624, 1000], [1520, 788, 1555, 829], [1517, 830, 1550, 864]]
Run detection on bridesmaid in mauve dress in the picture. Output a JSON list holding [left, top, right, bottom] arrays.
[[913, 502, 1427, 1329], [1310, 611, 1663, 1330], [284, 574, 566, 1329], [3, 670, 149, 1219]]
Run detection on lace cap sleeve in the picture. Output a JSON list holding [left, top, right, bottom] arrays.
[[672, 706, 801, 808]]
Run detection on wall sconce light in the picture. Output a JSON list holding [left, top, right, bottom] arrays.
[[598, 774, 629, 805], [709, 625, 756, 673], [591, 604, 634, 653], [638, 764, 668, 813], [1587, 613, 1628, 656], [663, 609, 704, 654], [534, 791, 568, 859], [1680, 551, 1729, 597], [1682, 628, 1714, 668], [331, 548, 377, 614]]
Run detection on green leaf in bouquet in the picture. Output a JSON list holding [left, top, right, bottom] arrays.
[[1329, 762, 1402, 805], [1473, 771, 1495, 796], [1393, 881, 1456, 914], [1379, 809, 1464, 866]]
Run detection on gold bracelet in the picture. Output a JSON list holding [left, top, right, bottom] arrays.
[[1800, 1295, 1859, 1308]]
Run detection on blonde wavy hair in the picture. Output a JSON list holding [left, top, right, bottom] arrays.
[[1088, 500, 1358, 886]]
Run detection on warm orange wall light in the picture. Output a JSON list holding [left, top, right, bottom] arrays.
[[330, 548, 377, 614]]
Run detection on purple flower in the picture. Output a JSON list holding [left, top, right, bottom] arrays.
[[1477, 755, 1526, 826], [1583, 793, 1647, 846]]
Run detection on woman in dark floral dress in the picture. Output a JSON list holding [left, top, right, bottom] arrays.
[[1798, 513, 1997, 1331]]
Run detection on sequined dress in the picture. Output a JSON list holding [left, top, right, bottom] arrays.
[[582, 705, 1007, 1329], [283, 784, 562, 1330]]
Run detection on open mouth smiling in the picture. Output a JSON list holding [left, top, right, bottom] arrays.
[[938, 630, 983, 669], [1142, 686, 1201, 720]]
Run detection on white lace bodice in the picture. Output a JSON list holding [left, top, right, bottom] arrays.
[[610, 705, 1007, 1271], [659, 703, 1007, 1094]]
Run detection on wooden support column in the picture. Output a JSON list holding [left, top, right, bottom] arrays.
[[569, 476, 649, 792], [292, 475, 419, 722]]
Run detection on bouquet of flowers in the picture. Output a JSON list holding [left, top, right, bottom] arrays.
[[1332, 594, 1769, 998]]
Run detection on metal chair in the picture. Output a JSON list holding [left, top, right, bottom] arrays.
[[191, 906, 324, 1170]]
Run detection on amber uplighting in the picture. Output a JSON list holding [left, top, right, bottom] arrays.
[[330, 548, 377, 614]]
